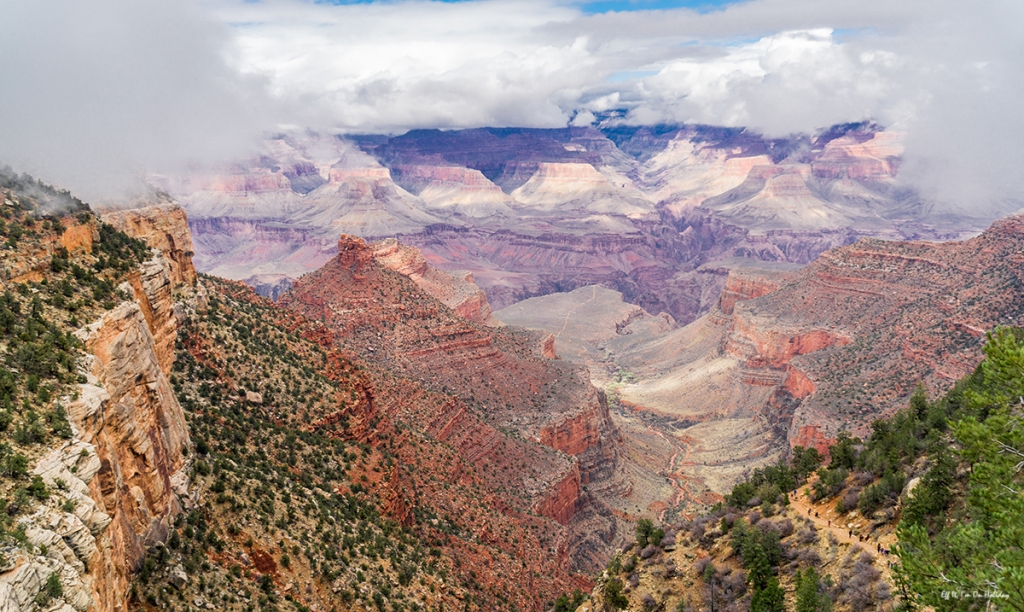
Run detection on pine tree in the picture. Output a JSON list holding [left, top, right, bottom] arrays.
[[795, 568, 832, 612], [896, 327, 1024, 611], [746, 543, 785, 612]]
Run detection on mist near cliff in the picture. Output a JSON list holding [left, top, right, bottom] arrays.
[[0, 0, 1021, 217], [0, 0, 278, 202]]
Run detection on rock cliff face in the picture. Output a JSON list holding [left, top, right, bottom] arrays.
[[2, 206, 197, 612], [371, 238, 492, 324], [735, 214, 1024, 442], [72, 294, 190, 612], [101, 205, 197, 287], [717, 266, 795, 315], [0, 218, 97, 284]]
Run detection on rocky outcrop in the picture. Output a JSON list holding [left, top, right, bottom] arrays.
[[726, 314, 850, 370], [70, 266, 190, 612], [122, 254, 179, 376], [534, 465, 584, 526], [102, 205, 197, 287], [719, 214, 1024, 446], [4, 257, 192, 612], [372, 238, 492, 324], [811, 131, 902, 181], [0, 441, 109, 612], [3, 206, 198, 612], [792, 425, 833, 458], [1, 219, 97, 284], [279, 234, 632, 568], [541, 334, 558, 359], [538, 390, 621, 484], [717, 267, 795, 315]]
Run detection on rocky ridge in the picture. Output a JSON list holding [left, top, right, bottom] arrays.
[[279, 235, 645, 569], [488, 215, 1024, 509], [0, 174, 198, 612], [370, 238, 492, 324]]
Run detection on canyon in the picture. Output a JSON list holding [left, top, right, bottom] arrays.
[[3, 120, 1023, 611], [161, 122, 984, 325], [148, 120, 1024, 529], [494, 214, 1024, 508]]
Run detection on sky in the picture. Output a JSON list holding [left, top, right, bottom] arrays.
[[0, 0, 1021, 215]]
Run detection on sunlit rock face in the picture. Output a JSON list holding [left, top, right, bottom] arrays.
[[165, 122, 982, 325], [5, 206, 198, 612]]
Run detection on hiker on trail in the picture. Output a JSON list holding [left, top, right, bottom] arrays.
[[848, 529, 852, 538], [828, 520, 831, 527]]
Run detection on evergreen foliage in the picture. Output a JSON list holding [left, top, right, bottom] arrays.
[[896, 327, 1024, 611]]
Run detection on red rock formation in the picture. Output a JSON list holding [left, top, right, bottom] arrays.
[[726, 315, 850, 369], [730, 214, 1024, 443], [783, 366, 816, 399], [60, 221, 96, 254], [534, 465, 584, 526], [792, 425, 833, 459], [102, 204, 198, 286], [205, 275, 602, 607], [1, 218, 97, 283], [278, 234, 629, 568], [718, 268, 794, 315], [541, 333, 558, 359], [372, 237, 493, 324]]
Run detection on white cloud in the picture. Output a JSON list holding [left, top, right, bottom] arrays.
[[0, 0, 1021, 214]]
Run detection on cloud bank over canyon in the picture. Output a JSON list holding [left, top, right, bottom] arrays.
[[0, 0, 1021, 214]]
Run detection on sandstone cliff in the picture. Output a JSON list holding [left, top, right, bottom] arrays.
[[101, 205, 197, 287], [0, 203, 196, 612], [71, 290, 190, 612]]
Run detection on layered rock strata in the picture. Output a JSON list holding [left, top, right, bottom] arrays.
[[3, 207, 196, 612], [168, 124, 988, 327], [279, 236, 634, 568]]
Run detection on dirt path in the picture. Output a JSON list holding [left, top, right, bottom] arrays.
[[789, 480, 899, 576], [555, 285, 597, 340]]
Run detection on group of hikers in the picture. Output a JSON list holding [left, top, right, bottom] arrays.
[[805, 506, 891, 555]]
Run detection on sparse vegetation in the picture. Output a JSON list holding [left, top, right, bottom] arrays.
[[0, 169, 158, 562]]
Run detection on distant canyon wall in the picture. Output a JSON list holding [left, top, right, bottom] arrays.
[[163, 124, 983, 325]]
